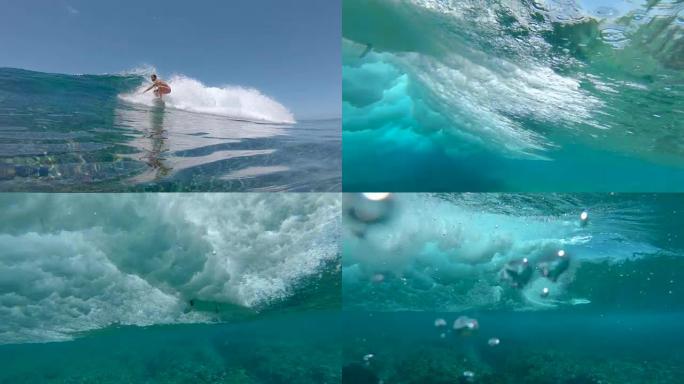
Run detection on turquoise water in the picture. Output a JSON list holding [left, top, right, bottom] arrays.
[[342, 312, 684, 383], [343, 0, 684, 191], [2, 190, 684, 383], [0, 312, 341, 384], [0, 193, 341, 383], [0, 68, 341, 192], [342, 193, 684, 383]]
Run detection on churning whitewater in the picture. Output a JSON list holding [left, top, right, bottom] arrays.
[[0, 194, 340, 344], [119, 71, 296, 124], [342, 0, 684, 191], [343, 193, 684, 312]]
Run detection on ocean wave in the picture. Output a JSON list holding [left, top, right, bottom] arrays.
[[343, 40, 601, 158], [119, 74, 296, 124], [342, 0, 684, 160], [343, 193, 677, 312], [0, 66, 296, 125], [0, 194, 340, 344]]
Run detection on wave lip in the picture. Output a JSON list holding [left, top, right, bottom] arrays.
[[119, 74, 296, 124]]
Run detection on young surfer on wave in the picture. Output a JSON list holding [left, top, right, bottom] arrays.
[[143, 74, 171, 99]]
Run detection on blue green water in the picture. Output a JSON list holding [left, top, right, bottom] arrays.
[[0, 193, 341, 383], [343, 0, 684, 191], [0, 312, 341, 384], [342, 193, 684, 383], [2, 192, 684, 382], [0, 68, 341, 192], [342, 312, 684, 383]]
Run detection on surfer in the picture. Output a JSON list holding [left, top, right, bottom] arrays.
[[143, 74, 171, 99]]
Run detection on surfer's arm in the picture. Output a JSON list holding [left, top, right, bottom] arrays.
[[142, 83, 157, 93]]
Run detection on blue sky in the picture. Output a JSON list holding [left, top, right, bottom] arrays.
[[0, 0, 340, 119]]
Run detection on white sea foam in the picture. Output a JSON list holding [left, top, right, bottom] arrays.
[[117, 64, 158, 77], [342, 0, 609, 158], [119, 74, 296, 124], [0, 194, 339, 344]]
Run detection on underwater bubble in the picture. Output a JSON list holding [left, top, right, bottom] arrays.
[[350, 193, 393, 223], [594, 6, 618, 18], [580, 211, 589, 227], [488, 337, 500, 346], [434, 318, 447, 327], [523, 257, 529, 264], [600, 28, 628, 45], [463, 371, 475, 382], [371, 273, 385, 283], [632, 11, 646, 21], [541, 287, 550, 297], [453, 316, 479, 332], [362, 193, 391, 201], [557, 249, 566, 257]]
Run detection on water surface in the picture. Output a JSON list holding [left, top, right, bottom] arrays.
[[0, 68, 341, 192]]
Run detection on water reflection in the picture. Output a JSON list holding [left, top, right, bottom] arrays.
[[115, 101, 287, 184], [140, 102, 171, 181]]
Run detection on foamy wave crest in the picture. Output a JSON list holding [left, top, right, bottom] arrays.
[[0, 194, 339, 343], [119, 74, 296, 124], [343, 38, 602, 158], [117, 64, 158, 77]]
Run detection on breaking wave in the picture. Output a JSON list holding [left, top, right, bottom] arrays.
[[0, 194, 340, 344]]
